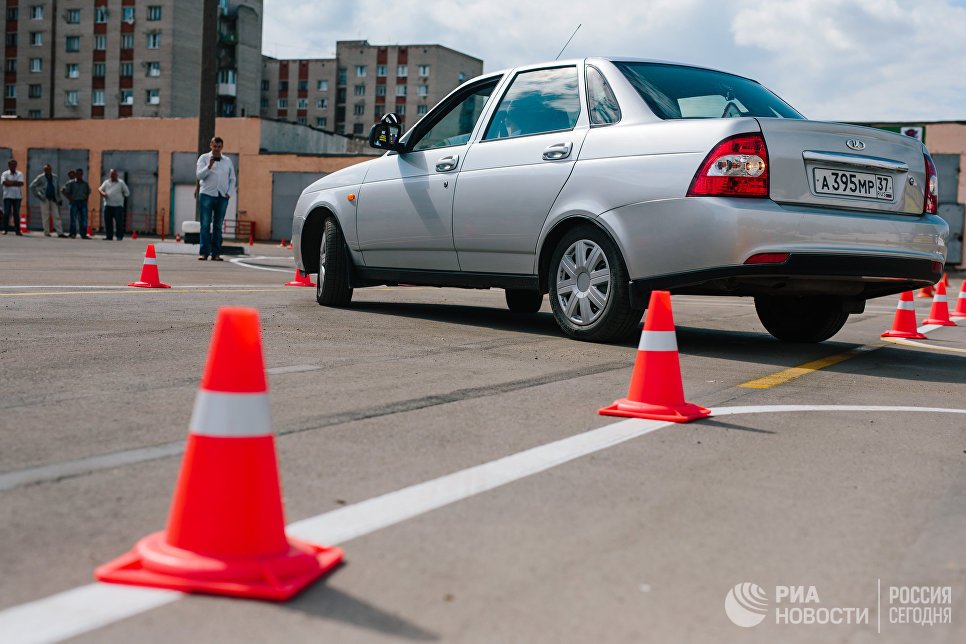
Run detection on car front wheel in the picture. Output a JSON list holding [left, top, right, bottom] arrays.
[[548, 226, 642, 342], [754, 295, 849, 343], [316, 216, 353, 307]]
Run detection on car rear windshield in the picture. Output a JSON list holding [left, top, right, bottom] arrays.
[[613, 62, 803, 120]]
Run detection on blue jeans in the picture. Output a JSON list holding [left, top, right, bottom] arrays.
[[69, 200, 88, 236], [2, 198, 21, 232], [199, 193, 229, 258]]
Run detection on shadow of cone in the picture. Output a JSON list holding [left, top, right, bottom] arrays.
[[952, 282, 966, 320], [95, 307, 343, 600], [128, 244, 171, 288], [923, 280, 956, 326], [599, 291, 710, 423], [284, 269, 316, 287], [881, 291, 926, 339]]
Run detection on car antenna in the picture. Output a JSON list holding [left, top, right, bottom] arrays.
[[555, 24, 581, 61]]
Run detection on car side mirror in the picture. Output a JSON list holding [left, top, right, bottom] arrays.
[[368, 113, 403, 151]]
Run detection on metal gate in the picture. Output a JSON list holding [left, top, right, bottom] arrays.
[[101, 151, 159, 234], [271, 172, 326, 241], [26, 148, 89, 232], [933, 153, 963, 265]]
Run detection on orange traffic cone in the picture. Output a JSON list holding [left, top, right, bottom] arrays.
[[287, 241, 293, 249], [175, 232, 182, 242], [86, 224, 93, 238], [248, 232, 254, 246], [19, 211, 28, 234], [128, 244, 171, 288], [881, 291, 926, 339], [599, 291, 711, 423], [923, 280, 956, 326], [132, 230, 138, 240], [952, 282, 966, 320], [279, 238, 286, 247], [95, 307, 343, 600], [284, 268, 316, 287]]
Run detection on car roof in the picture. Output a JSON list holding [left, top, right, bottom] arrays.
[[475, 57, 761, 86]]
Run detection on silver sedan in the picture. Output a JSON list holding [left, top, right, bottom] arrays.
[[292, 58, 948, 343]]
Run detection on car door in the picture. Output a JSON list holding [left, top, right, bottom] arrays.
[[453, 66, 588, 274], [355, 78, 499, 270]]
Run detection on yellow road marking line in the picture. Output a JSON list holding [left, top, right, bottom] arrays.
[[0, 288, 287, 297], [881, 336, 966, 354], [740, 346, 878, 389]]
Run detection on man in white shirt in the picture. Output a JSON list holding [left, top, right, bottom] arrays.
[[1, 159, 25, 235], [98, 169, 131, 241], [195, 136, 236, 261]]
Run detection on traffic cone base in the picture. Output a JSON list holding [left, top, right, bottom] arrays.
[[600, 399, 711, 423], [285, 269, 315, 287], [880, 328, 927, 339], [923, 318, 956, 327]]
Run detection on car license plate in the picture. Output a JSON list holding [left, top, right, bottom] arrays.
[[813, 168, 893, 201]]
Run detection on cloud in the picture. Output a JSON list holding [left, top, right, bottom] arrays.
[[263, 0, 966, 121]]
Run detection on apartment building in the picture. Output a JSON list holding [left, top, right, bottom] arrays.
[[1, 0, 262, 119], [261, 40, 484, 135]]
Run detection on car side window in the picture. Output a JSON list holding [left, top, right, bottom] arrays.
[[483, 66, 580, 141], [586, 66, 621, 125], [410, 80, 498, 152]]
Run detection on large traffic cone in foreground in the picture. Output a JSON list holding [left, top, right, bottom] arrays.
[[284, 268, 316, 287], [128, 244, 171, 288], [96, 307, 343, 600], [923, 280, 956, 326], [599, 291, 711, 423], [881, 291, 926, 339], [952, 282, 966, 319]]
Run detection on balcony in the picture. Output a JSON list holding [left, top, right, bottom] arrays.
[[217, 82, 237, 97]]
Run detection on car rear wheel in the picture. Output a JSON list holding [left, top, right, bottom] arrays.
[[316, 217, 353, 307], [505, 289, 543, 313], [754, 295, 849, 343], [548, 226, 642, 342]]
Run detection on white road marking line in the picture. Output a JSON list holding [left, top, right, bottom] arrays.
[[265, 364, 322, 375], [229, 257, 296, 273], [3, 404, 966, 642], [882, 337, 966, 354]]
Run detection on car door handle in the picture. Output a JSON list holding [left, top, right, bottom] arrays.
[[435, 155, 459, 172], [542, 142, 573, 160]]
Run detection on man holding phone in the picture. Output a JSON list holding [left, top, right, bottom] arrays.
[[195, 136, 236, 261]]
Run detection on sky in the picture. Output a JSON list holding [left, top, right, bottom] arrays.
[[262, 0, 966, 122]]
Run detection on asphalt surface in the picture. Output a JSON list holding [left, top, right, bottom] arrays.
[[0, 234, 964, 643]]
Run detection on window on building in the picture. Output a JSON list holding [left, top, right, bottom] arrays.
[[351, 103, 364, 116], [146, 89, 160, 105], [66, 63, 79, 79], [297, 116, 306, 125], [95, 7, 108, 23], [4, 85, 16, 99], [30, 32, 43, 46], [29, 58, 42, 73], [374, 104, 384, 119], [122, 7, 135, 23], [94, 35, 107, 51], [338, 68, 347, 85], [316, 98, 328, 109], [260, 97, 268, 109], [317, 79, 328, 91], [337, 88, 346, 102], [122, 34, 134, 49], [418, 65, 430, 77], [28, 84, 42, 98], [261, 80, 269, 91], [29, 109, 43, 118], [417, 104, 428, 115], [297, 79, 307, 92], [376, 65, 387, 77], [397, 65, 408, 77], [417, 84, 428, 96], [217, 69, 235, 84], [376, 85, 386, 97], [353, 123, 364, 135], [5, 60, 16, 73], [65, 90, 79, 107], [278, 80, 288, 91], [5, 33, 17, 48], [120, 90, 133, 105], [356, 65, 367, 77], [277, 98, 288, 109], [29, 5, 44, 20], [315, 117, 327, 128], [396, 104, 406, 116], [65, 36, 80, 52], [396, 85, 407, 96], [93, 63, 105, 77], [148, 6, 162, 21], [297, 98, 307, 109], [147, 62, 161, 77], [66, 9, 81, 24], [354, 84, 365, 96], [120, 62, 133, 77], [147, 32, 161, 49], [6, 7, 18, 21], [92, 90, 105, 106]]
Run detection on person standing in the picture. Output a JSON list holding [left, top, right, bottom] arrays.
[[1, 159, 25, 236], [98, 169, 130, 241], [195, 136, 235, 261], [62, 168, 92, 239], [29, 164, 66, 237]]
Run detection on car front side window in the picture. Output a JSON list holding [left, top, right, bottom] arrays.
[[483, 66, 580, 141], [410, 80, 498, 152]]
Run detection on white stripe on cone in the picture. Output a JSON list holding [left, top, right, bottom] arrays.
[[143, 258, 157, 266], [188, 391, 272, 438], [933, 295, 947, 303], [638, 330, 678, 352], [897, 300, 915, 311]]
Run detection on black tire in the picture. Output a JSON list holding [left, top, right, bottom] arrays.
[[505, 289, 543, 314], [754, 295, 849, 343], [316, 216, 353, 307], [548, 225, 643, 342]]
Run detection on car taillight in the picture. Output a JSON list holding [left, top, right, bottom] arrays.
[[923, 153, 939, 214], [687, 133, 769, 198]]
